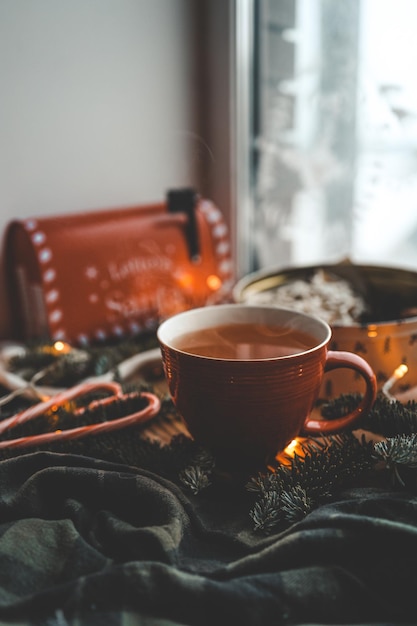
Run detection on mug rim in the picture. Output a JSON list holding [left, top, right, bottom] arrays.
[[157, 303, 331, 362]]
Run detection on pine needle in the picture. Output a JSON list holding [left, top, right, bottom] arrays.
[[247, 433, 374, 534]]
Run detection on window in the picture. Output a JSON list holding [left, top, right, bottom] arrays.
[[237, 0, 417, 275]]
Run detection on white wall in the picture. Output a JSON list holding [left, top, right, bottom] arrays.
[[0, 0, 202, 337]]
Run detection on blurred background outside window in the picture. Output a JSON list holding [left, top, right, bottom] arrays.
[[239, 0, 417, 276]]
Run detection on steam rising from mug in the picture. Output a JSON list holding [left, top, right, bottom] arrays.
[[170, 321, 317, 360]]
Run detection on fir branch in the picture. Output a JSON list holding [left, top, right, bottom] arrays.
[[178, 445, 215, 495], [246, 471, 279, 496], [274, 433, 373, 498], [247, 433, 374, 533], [363, 397, 417, 436], [320, 393, 363, 420], [0, 388, 152, 442], [7, 333, 159, 386], [321, 392, 417, 436], [179, 465, 211, 495], [249, 490, 281, 533], [374, 434, 417, 468], [373, 434, 417, 487], [280, 485, 315, 523]]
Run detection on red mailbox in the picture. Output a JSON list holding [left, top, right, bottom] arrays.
[[5, 190, 233, 346]]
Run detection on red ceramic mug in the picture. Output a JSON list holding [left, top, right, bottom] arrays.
[[157, 304, 377, 470]]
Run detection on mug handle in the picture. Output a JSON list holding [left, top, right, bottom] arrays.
[[302, 350, 377, 435]]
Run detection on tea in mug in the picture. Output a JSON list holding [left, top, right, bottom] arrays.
[[171, 322, 317, 360]]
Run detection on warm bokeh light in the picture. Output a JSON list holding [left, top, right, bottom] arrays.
[[367, 325, 378, 338], [53, 341, 71, 354], [382, 362, 410, 400], [206, 274, 222, 291], [394, 363, 408, 379], [175, 272, 194, 289], [275, 437, 306, 466], [284, 439, 299, 455]]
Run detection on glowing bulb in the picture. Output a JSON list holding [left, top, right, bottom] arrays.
[[52, 341, 71, 354], [276, 437, 305, 465], [206, 274, 222, 291], [283, 438, 304, 458], [285, 439, 298, 453], [382, 363, 409, 401], [394, 363, 408, 379]]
